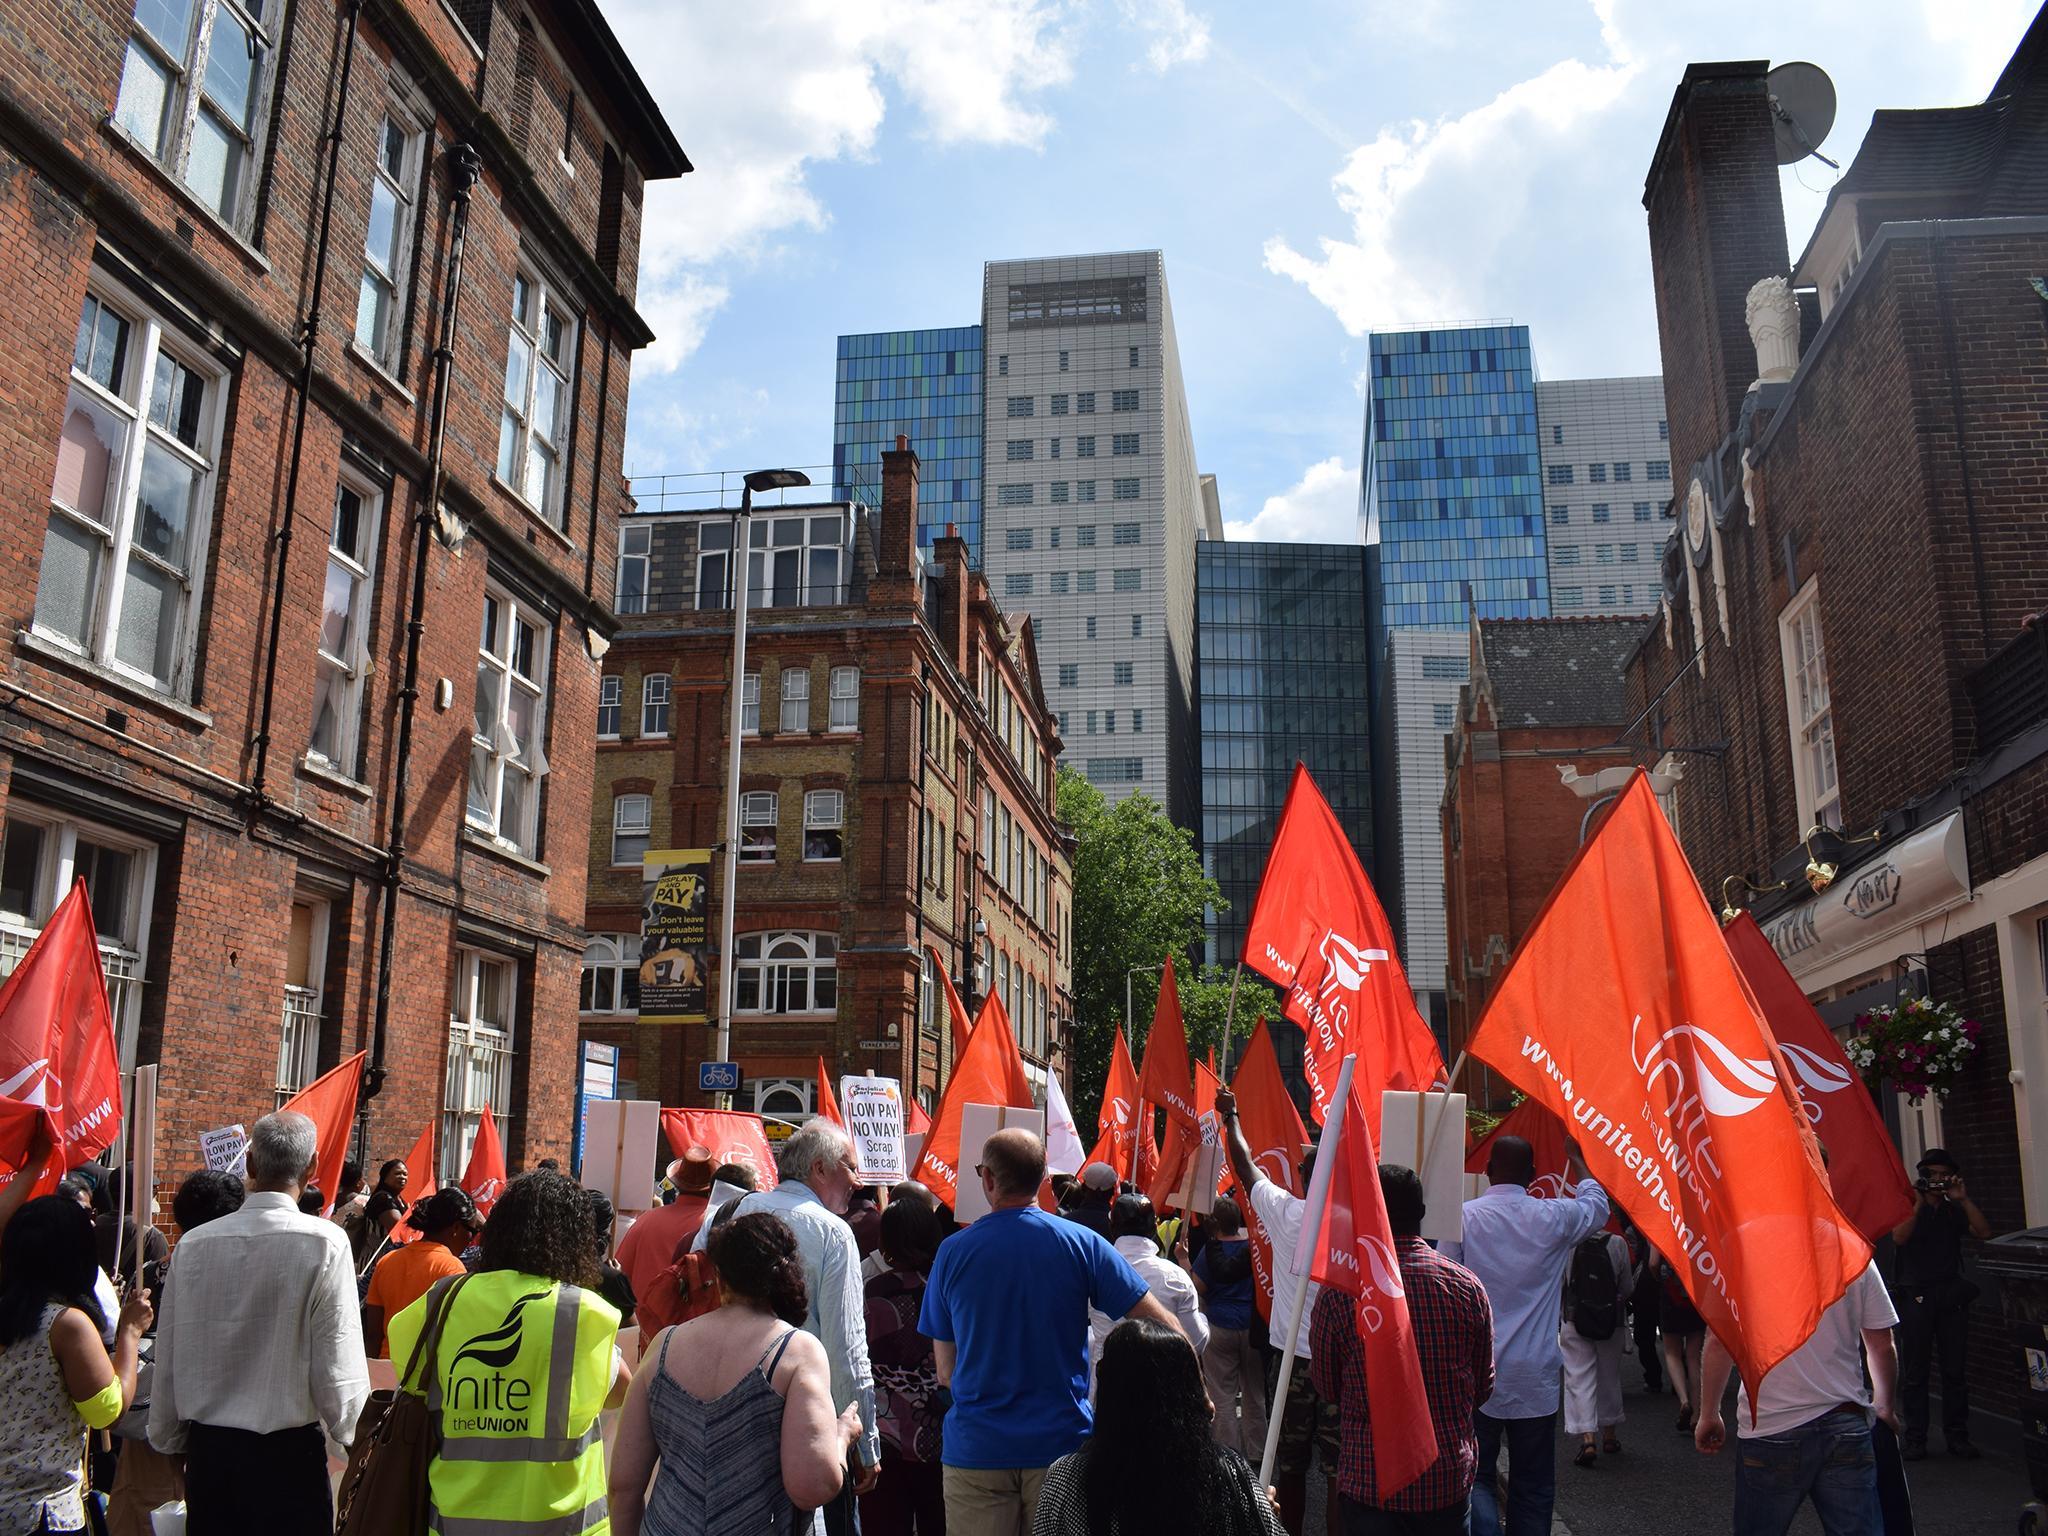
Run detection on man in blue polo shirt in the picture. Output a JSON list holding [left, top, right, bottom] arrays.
[[920, 1127, 1184, 1536]]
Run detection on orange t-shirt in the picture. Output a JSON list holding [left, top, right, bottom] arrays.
[[364, 1241, 469, 1355]]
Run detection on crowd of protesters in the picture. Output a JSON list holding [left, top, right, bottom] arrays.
[[0, 1090, 1987, 1536]]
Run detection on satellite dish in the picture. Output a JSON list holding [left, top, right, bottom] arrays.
[[1767, 62, 1839, 168]]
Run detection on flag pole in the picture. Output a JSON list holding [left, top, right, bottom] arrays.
[[110, 1070, 129, 1297], [1257, 1051, 1357, 1493], [1219, 964, 1243, 1075]]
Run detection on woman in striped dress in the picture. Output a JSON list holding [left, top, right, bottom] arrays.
[[609, 1213, 860, 1536]]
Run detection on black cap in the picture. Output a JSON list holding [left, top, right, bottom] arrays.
[[1916, 1147, 1959, 1172]]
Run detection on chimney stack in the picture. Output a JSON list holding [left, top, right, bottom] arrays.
[[873, 435, 922, 605]]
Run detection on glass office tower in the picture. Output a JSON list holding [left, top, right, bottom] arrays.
[[833, 327, 985, 561], [1197, 540, 1373, 1113], [1362, 323, 1546, 1036]]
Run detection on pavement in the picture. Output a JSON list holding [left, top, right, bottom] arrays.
[[1297, 1375, 2037, 1535]]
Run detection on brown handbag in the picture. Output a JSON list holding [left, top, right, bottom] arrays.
[[335, 1273, 471, 1536]]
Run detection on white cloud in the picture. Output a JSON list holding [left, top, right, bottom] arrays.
[[637, 272, 731, 378], [1262, 6, 1641, 333], [1117, 0, 1211, 73], [1224, 457, 1359, 544]]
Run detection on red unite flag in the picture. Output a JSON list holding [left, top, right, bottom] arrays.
[[1467, 773, 1869, 1406], [1228, 1019, 1311, 1323], [1464, 1100, 1573, 1198], [661, 1107, 780, 1190], [1722, 913, 1915, 1241], [1136, 956, 1199, 1128], [1085, 1030, 1142, 1181], [280, 1050, 365, 1219], [389, 1121, 438, 1246], [816, 1058, 844, 1128], [460, 1102, 508, 1219], [1310, 1073, 1440, 1499], [915, 986, 1035, 1207], [1242, 764, 1445, 1131], [0, 881, 123, 1194]]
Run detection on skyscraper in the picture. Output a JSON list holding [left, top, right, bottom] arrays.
[[1363, 323, 1546, 1029], [980, 252, 1211, 825], [832, 326, 985, 559], [1536, 377, 1672, 615]]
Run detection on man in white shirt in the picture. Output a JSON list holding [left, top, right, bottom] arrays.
[[149, 1110, 368, 1536], [1695, 1259, 1899, 1533], [1088, 1193, 1209, 1378], [697, 1117, 879, 1532], [1215, 1084, 1332, 1536], [1441, 1135, 1608, 1536]]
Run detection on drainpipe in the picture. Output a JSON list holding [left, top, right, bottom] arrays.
[[249, 0, 365, 806], [364, 141, 483, 1112]]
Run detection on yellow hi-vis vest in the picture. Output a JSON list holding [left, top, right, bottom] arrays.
[[388, 1270, 620, 1536]]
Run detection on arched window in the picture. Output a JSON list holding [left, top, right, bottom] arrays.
[[735, 931, 838, 1015], [579, 934, 639, 1015]]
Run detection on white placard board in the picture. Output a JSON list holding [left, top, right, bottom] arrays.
[[954, 1103, 1045, 1222], [200, 1123, 247, 1177], [903, 1133, 925, 1186], [581, 1099, 661, 1213], [1380, 1090, 1467, 1244], [840, 1076, 905, 1185]]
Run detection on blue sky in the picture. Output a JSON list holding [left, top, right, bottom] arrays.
[[601, 0, 2033, 542]]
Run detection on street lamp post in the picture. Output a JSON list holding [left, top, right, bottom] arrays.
[[713, 469, 810, 1109]]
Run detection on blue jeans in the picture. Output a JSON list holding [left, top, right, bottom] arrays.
[[1470, 1411, 1555, 1536], [1733, 1408, 1881, 1536]]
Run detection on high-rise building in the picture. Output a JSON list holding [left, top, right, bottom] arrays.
[[1363, 323, 1546, 1029], [1535, 377, 1672, 615], [832, 326, 985, 559], [980, 252, 1210, 826], [1196, 539, 1373, 1116]]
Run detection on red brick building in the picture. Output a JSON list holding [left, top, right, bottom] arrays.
[[0, 0, 686, 1182], [581, 441, 1074, 1122], [1440, 616, 1667, 1106], [1628, 17, 2048, 1422]]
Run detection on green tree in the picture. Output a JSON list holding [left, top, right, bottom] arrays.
[[1178, 965, 1282, 1078], [1059, 767, 1224, 1133]]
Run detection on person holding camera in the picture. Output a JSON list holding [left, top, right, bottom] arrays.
[[1890, 1147, 1993, 1460]]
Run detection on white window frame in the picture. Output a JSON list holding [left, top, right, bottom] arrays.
[[579, 933, 639, 1017], [0, 808, 158, 1076], [641, 672, 671, 738], [1779, 577, 1841, 832], [734, 930, 837, 1015], [612, 792, 652, 867], [741, 673, 760, 735], [780, 667, 811, 734], [829, 666, 859, 732], [804, 789, 844, 863], [278, 897, 328, 1105], [740, 790, 777, 863], [596, 675, 621, 739], [37, 280, 225, 698], [616, 524, 651, 615], [308, 473, 381, 775], [497, 267, 576, 528], [113, 0, 281, 230], [354, 102, 426, 370], [445, 948, 517, 1181], [466, 581, 553, 855]]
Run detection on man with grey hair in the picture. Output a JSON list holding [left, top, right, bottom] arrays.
[[696, 1113, 878, 1531], [150, 1110, 368, 1535]]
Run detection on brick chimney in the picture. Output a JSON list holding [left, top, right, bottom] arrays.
[[875, 436, 921, 591], [933, 522, 972, 677], [1642, 64, 1791, 487]]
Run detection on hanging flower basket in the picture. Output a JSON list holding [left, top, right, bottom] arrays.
[[1843, 996, 1983, 1103]]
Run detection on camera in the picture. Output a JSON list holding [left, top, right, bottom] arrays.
[[1917, 1175, 1953, 1195]]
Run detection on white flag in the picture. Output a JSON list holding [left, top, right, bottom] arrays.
[[1044, 1067, 1088, 1176]]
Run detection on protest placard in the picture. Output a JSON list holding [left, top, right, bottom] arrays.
[[840, 1076, 905, 1186], [954, 1102, 1045, 1221], [582, 1099, 661, 1213], [1381, 1089, 1466, 1243], [200, 1123, 247, 1177]]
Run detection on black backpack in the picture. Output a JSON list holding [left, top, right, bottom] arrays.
[[1566, 1235, 1620, 1340]]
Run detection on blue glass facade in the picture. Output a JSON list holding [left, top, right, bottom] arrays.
[[833, 327, 985, 562], [1365, 325, 1548, 664]]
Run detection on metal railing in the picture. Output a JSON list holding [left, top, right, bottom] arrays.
[[0, 924, 142, 1058], [443, 1022, 515, 1180], [1967, 622, 2048, 755], [276, 986, 323, 1106], [626, 464, 874, 516]]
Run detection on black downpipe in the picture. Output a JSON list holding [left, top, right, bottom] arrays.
[[250, 0, 365, 807], [364, 141, 483, 1110]]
